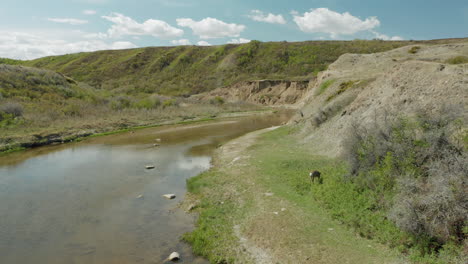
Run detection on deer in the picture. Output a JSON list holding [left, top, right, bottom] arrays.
[[309, 170, 321, 184]]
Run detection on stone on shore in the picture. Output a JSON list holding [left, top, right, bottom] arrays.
[[168, 252, 180, 261], [163, 194, 176, 199]]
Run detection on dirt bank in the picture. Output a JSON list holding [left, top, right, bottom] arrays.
[[193, 79, 311, 106], [295, 42, 468, 157]]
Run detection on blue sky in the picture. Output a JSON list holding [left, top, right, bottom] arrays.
[[1, 0, 467, 59]]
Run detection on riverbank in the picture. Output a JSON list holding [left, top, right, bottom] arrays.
[[183, 125, 406, 263], [0, 108, 274, 155]]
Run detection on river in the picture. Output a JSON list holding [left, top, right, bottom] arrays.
[[0, 112, 291, 263]]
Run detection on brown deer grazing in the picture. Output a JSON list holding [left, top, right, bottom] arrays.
[[309, 170, 321, 184]]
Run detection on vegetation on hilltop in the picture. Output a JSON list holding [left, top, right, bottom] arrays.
[[18, 40, 415, 96]]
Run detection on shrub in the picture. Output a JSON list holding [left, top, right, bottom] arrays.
[[409, 46, 421, 54], [0, 112, 15, 126], [343, 109, 467, 258], [209, 96, 225, 105], [162, 98, 177, 108], [62, 104, 82, 117], [445, 56, 468, 65], [133, 97, 161, 109], [0, 101, 24, 127], [110, 96, 132, 110], [236, 40, 261, 67], [0, 101, 24, 117]]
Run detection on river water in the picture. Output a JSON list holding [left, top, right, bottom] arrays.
[[0, 112, 291, 264]]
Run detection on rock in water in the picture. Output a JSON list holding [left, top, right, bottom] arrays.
[[168, 252, 180, 261], [163, 194, 176, 199], [145, 165, 155, 169]]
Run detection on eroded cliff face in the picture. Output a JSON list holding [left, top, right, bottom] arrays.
[[294, 42, 468, 157], [194, 79, 312, 106]]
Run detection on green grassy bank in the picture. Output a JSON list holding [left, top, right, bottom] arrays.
[[184, 125, 466, 263], [185, 126, 403, 263]]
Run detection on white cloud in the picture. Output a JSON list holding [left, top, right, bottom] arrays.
[[83, 10, 97, 15], [227, 38, 251, 44], [248, 10, 286, 24], [171, 39, 192, 45], [83, 32, 107, 39], [293, 8, 380, 38], [176, 17, 245, 39], [47, 18, 89, 25], [390, 36, 404, 41], [197, 41, 211, 46], [102, 13, 183, 39], [0, 30, 137, 60], [372, 31, 404, 40]]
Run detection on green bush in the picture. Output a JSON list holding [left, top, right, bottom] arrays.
[[343, 109, 467, 259], [209, 96, 225, 105], [408, 46, 421, 54], [0, 111, 24, 128], [162, 98, 177, 108], [133, 97, 161, 109], [62, 103, 82, 117], [110, 96, 131, 110]]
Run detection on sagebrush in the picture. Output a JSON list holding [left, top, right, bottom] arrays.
[[343, 109, 467, 261]]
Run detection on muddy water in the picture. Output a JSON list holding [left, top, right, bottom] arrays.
[[0, 112, 291, 264]]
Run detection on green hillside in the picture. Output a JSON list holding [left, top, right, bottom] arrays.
[[22, 40, 413, 96], [1, 38, 466, 152], [0, 64, 261, 152]]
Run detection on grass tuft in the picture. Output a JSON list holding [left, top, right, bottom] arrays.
[[445, 56, 468, 64], [316, 79, 335, 95]]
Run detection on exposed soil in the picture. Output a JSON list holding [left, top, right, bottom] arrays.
[[296, 42, 468, 157], [193, 79, 312, 106]]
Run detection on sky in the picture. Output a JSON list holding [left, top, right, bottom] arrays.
[[1, 0, 467, 60]]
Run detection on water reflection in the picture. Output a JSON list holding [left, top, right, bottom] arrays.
[[0, 112, 291, 264]]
